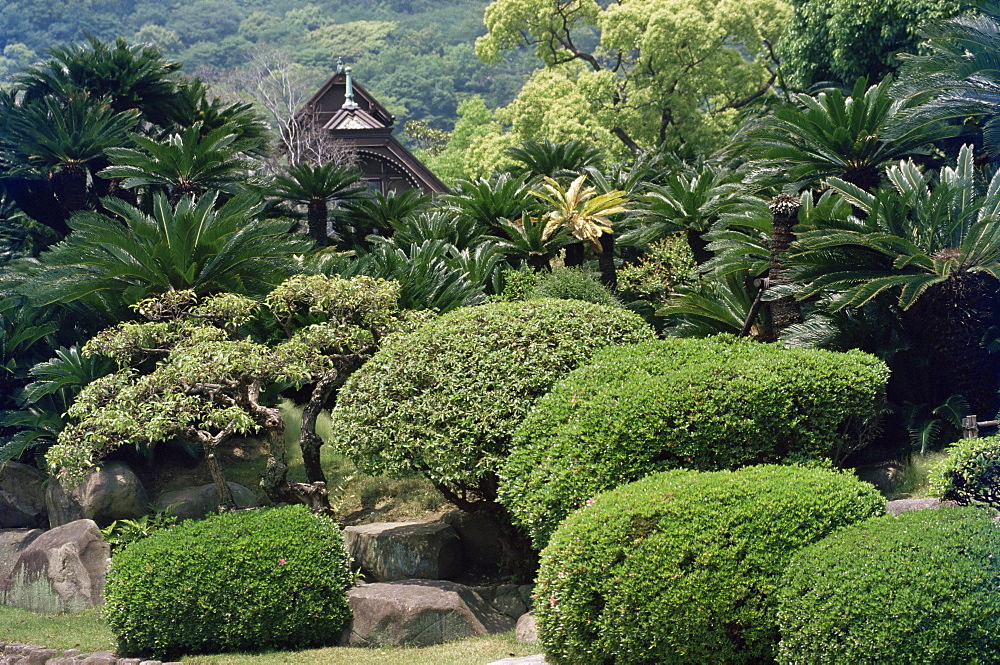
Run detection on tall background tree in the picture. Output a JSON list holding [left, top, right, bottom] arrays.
[[473, 0, 790, 160], [779, 0, 972, 90]]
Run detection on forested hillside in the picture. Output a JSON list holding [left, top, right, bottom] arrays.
[[0, 0, 535, 134]]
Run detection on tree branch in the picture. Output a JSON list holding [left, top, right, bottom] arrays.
[[718, 70, 778, 112]]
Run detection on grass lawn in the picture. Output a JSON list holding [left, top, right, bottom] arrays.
[[0, 606, 542, 664]]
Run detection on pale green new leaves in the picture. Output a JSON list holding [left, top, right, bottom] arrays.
[[473, 0, 791, 157], [46, 275, 409, 484], [476, 0, 602, 66], [530, 174, 628, 250]]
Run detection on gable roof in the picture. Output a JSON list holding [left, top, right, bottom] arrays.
[[298, 65, 447, 193]]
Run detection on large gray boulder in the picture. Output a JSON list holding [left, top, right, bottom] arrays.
[[343, 579, 516, 647], [469, 584, 533, 620], [343, 521, 462, 582], [46, 462, 149, 528], [0, 528, 44, 582], [0, 519, 109, 613], [0, 462, 47, 529], [153, 481, 258, 521]]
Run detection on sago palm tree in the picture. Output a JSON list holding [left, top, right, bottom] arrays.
[[505, 138, 603, 181], [892, 4, 1000, 163], [0, 345, 116, 466], [790, 144, 1000, 418], [629, 162, 750, 265], [739, 76, 952, 192], [338, 188, 432, 248], [13, 191, 311, 313], [445, 173, 539, 231], [0, 95, 140, 230], [100, 123, 259, 204], [270, 162, 366, 247], [530, 174, 628, 268], [17, 36, 186, 130], [495, 213, 573, 272], [169, 79, 271, 156]]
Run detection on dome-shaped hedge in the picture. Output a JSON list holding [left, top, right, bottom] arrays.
[[777, 507, 1000, 664], [501, 336, 889, 546], [105, 505, 354, 658], [330, 298, 653, 507], [928, 434, 1000, 508], [535, 465, 885, 665]]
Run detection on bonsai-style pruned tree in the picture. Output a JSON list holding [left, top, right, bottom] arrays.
[[45, 275, 420, 513]]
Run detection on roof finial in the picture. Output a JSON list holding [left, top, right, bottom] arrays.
[[343, 65, 359, 110], [336, 57, 344, 75]]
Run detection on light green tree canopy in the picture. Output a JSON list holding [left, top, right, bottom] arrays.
[[474, 0, 791, 158]]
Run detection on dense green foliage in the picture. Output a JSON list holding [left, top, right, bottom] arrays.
[[44, 275, 416, 508], [534, 465, 886, 665], [105, 505, 354, 658], [928, 434, 1000, 508], [330, 298, 654, 508], [780, 0, 970, 89], [473, 0, 790, 159], [501, 335, 889, 547], [777, 507, 1000, 664], [528, 268, 620, 307], [0, 0, 529, 136]]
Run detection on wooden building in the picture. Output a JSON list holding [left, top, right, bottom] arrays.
[[299, 64, 447, 194]]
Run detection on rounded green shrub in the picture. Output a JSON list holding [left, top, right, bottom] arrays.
[[534, 465, 885, 665], [330, 298, 654, 507], [529, 268, 620, 307], [777, 507, 1000, 664], [928, 434, 1000, 507], [500, 335, 889, 547], [105, 505, 353, 659]]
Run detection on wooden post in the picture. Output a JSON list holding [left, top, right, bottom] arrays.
[[962, 415, 979, 439]]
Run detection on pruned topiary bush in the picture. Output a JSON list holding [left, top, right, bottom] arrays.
[[330, 298, 654, 510], [105, 505, 353, 659], [777, 507, 1000, 664], [500, 336, 889, 546], [928, 434, 1000, 508], [529, 267, 620, 307], [535, 465, 885, 665]]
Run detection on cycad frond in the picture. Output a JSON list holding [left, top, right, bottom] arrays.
[[17, 191, 310, 310]]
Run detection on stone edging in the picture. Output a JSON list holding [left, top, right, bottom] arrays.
[[0, 643, 180, 665]]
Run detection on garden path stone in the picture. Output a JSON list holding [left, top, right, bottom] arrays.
[[343, 579, 515, 647], [485, 656, 548, 665], [886, 498, 959, 515], [342, 521, 462, 582], [469, 584, 533, 619]]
